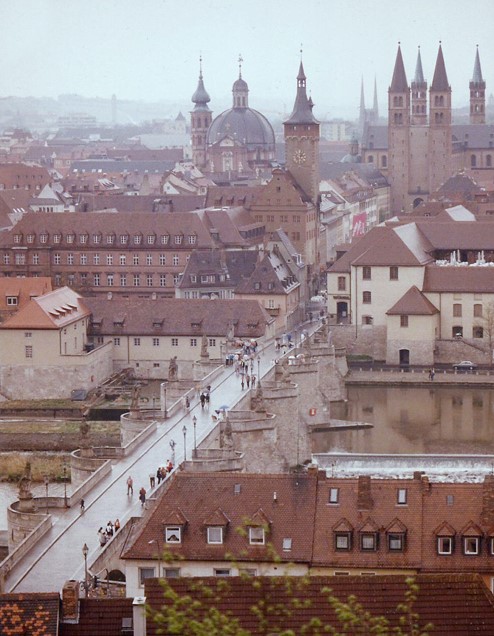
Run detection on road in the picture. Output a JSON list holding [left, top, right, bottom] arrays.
[[8, 344, 278, 593]]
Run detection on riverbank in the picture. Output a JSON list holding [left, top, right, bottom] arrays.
[[346, 368, 494, 387]]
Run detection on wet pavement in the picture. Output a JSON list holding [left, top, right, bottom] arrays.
[[7, 341, 279, 593]]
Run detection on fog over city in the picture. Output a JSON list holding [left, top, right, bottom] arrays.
[[2, 0, 493, 120]]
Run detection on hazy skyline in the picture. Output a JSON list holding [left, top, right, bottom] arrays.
[[2, 0, 493, 120]]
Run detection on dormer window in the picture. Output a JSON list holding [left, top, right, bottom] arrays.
[[79, 234, 88, 244], [329, 488, 339, 504], [147, 234, 156, 245], [437, 536, 454, 555], [335, 532, 352, 551], [26, 234, 35, 243], [53, 233, 61, 244], [165, 526, 181, 543], [40, 233, 48, 244], [161, 234, 169, 245], [188, 234, 197, 245], [388, 532, 405, 551], [65, 233, 74, 244], [207, 527, 223, 544], [106, 234, 115, 245], [92, 233, 101, 244], [360, 532, 378, 551], [174, 234, 183, 245], [6, 296, 18, 306], [463, 537, 480, 555], [254, 282, 261, 290], [120, 234, 129, 245], [397, 488, 407, 505], [249, 527, 265, 545]]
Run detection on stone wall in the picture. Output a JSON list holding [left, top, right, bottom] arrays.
[[386, 339, 435, 366], [331, 324, 386, 361], [435, 338, 491, 366]]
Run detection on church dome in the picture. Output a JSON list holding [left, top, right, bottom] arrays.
[[233, 77, 248, 93], [207, 107, 275, 149]]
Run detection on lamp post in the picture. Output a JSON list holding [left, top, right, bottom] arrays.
[[63, 461, 68, 508], [257, 355, 261, 386], [182, 425, 187, 462], [44, 476, 49, 514], [160, 381, 168, 418], [192, 415, 197, 458], [169, 439, 176, 465], [82, 543, 89, 598], [148, 539, 162, 578]]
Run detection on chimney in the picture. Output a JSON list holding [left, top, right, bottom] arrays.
[[133, 596, 146, 636], [60, 580, 80, 623], [481, 474, 494, 525], [357, 475, 374, 510]]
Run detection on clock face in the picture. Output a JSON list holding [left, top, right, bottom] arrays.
[[292, 149, 307, 165]]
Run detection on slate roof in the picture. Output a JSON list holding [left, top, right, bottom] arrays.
[[176, 249, 258, 290], [1, 287, 89, 330], [121, 471, 319, 565], [77, 192, 206, 213], [431, 44, 450, 91], [423, 265, 494, 293], [387, 285, 439, 315], [362, 123, 494, 151], [59, 597, 133, 636], [0, 592, 60, 635], [70, 159, 176, 173], [85, 297, 272, 338], [144, 574, 494, 635], [235, 252, 300, 295]]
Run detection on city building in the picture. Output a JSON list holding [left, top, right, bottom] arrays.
[[361, 45, 494, 213]]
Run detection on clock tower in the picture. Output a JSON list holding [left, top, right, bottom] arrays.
[[284, 60, 320, 206]]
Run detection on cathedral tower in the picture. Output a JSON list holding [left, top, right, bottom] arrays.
[[190, 57, 212, 169], [411, 47, 427, 125], [388, 44, 410, 213], [428, 43, 452, 193], [470, 46, 485, 124], [283, 59, 320, 206]]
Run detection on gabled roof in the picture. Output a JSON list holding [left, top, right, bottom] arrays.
[[235, 252, 300, 295], [387, 285, 439, 316], [423, 265, 494, 293], [0, 277, 52, 313], [122, 471, 319, 564], [176, 249, 258, 290], [0, 592, 59, 635], [1, 286, 89, 330], [59, 597, 133, 636], [416, 221, 494, 250], [144, 574, 494, 636]]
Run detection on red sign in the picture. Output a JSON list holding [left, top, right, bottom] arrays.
[[309, 408, 317, 416], [352, 212, 367, 238]]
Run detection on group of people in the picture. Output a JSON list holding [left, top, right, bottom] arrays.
[[98, 518, 120, 547], [200, 385, 211, 408], [149, 460, 173, 488]]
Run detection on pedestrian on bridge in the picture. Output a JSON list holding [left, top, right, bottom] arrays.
[[139, 487, 146, 508], [127, 476, 133, 496]]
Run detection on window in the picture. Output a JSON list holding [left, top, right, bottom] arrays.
[[147, 235, 155, 245], [360, 533, 377, 551], [120, 274, 127, 287], [437, 536, 453, 555], [107, 274, 114, 286], [7, 296, 18, 306], [106, 234, 115, 244], [173, 255, 179, 266], [165, 526, 181, 543], [25, 345, 33, 358], [362, 266, 371, 280], [113, 337, 120, 346], [133, 254, 139, 265], [208, 338, 216, 347], [188, 234, 197, 245], [363, 291, 371, 304], [397, 488, 407, 505], [79, 234, 87, 244], [80, 254, 87, 265], [474, 304, 483, 318], [190, 338, 197, 347], [92, 233, 101, 244], [164, 568, 180, 578], [24, 332, 32, 338], [13, 234, 22, 244], [153, 338, 160, 347], [139, 567, 155, 586], [145, 274, 152, 287], [3, 254, 10, 264], [464, 537, 480, 555], [133, 274, 140, 287], [214, 569, 231, 577], [146, 254, 153, 266], [362, 315, 373, 325], [65, 253, 73, 265], [15, 253, 25, 265], [171, 338, 178, 347], [329, 488, 339, 504], [105, 254, 112, 266], [134, 338, 141, 346], [335, 533, 351, 551], [119, 254, 126, 265], [282, 538, 292, 552], [337, 276, 346, 291], [159, 254, 166, 265], [174, 234, 183, 245], [453, 326, 463, 338], [53, 234, 61, 244], [40, 233, 48, 244], [134, 234, 142, 245], [31, 253, 39, 265], [120, 234, 128, 245], [161, 234, 169, 245], [400, 315, 409, 328], [388, 533, 405, 551], [389, 266, 398, 280], [26, 233, 35, 243], [54, 253, 61, 265], [207, 527, 223, 544], [453, 303, 462, 317], [93, 274, 100, 287], [249, 527, 265, 545], [160, 274, 166, 287]]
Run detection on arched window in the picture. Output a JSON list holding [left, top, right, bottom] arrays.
[[381, 155, 387, 168], [471, 155, 477, 168]]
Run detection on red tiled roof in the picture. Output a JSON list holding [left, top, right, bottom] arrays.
[[387, 285, 439, 315], [145, 573, 494, 635], [0, 592, 59, 635], [423, 264, 494, 293], [59, 597, 133, 636]]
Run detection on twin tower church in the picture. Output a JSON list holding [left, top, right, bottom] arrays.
[[190, 45, 493, 215]]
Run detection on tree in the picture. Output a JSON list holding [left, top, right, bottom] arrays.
[[479, 301, 494, 365]]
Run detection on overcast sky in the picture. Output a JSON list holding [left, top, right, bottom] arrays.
[[2, 0, 493, 119]]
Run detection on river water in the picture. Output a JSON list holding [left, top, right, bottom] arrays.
[[313, 385, 494, 455]]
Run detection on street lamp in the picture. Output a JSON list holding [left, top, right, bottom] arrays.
[[169, 439, 176, 465], [160, 381, 168, 418], [192, 415, 197, 458], [63, 461, 68, 508], [44, 476, 49, 514], [82, 543, 89, 598], [257, 355, 261, 386], [182, 425, 187, 462], [148, 539, 162, 578]]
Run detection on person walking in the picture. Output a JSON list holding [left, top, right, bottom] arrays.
[[149, 473, 156, 488], [139, 486, 146, 507], [98, 527, 107, 547], [241, 376, 245, 390], [114, 518, 121, 532], [80, 498, 85, 513], [126, 475, 133, 496], [246, 374, 250, 388], [251, 374, 257, 389]]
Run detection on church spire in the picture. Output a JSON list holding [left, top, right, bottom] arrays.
[[284, 54, 318, 125], [191, 55, 211, 111], [431, 42, 449, 91], [411, 46, 427, 125], [472, 45, 484, 83], [232, 53, 249, 109], [413, 47, 425, 85], [390, 43, 408, 92], [373, 76, 379, 118], [470, 45, 486, 124]]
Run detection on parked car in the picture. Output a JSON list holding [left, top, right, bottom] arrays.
[[452, 360, 477, 370]]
